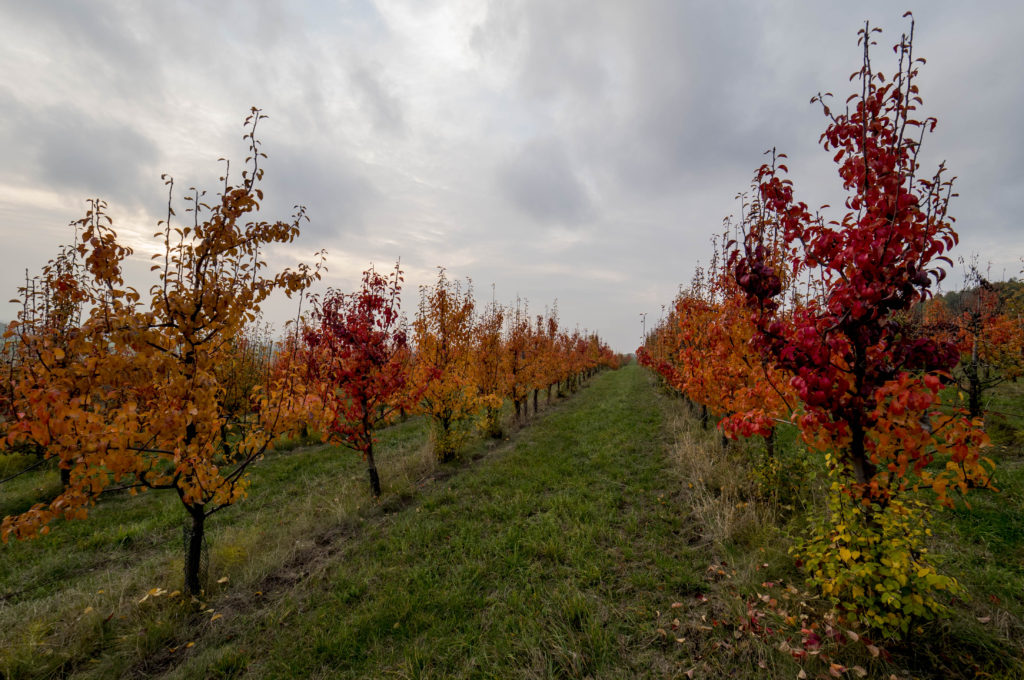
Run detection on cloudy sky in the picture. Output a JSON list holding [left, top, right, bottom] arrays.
[[0, 1, 1020, 352]]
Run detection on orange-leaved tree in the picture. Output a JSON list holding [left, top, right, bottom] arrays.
[[1, 237, 93, 486], [472, 292, 509, 438], [939, 267, 1024, 418], [1, 109, 323, 595], [412, 268, 480, 461], [504, 298, 534, 424]]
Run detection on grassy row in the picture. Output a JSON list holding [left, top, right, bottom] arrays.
[[158, 364, 708, 679], [4, 366, 1022, 678], [0, 374, 623, 679]]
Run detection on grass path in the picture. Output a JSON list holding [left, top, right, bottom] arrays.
[[168, 365, 702, 679]]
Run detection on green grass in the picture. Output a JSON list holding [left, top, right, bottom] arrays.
[[3, 368, 1023, 679], [163, 365, 705, 679], [0, 415, 435, 679]]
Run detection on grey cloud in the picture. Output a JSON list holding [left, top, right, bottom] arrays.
[[259, 142, 379, 245], [0, 89, 160, 207], [470, 1, 799, 197], [5, 0, 165, 103], [497, 138, 592, 225], [472, 1, 610, 103], [349, 63, 406, 135]]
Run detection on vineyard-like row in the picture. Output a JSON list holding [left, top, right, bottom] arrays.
[[638, 16, 1024, 642], [0, 108, 623, 597]]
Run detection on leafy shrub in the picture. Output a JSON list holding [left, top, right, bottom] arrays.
[[794, 484, 959, 639]]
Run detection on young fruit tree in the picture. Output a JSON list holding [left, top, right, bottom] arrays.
[[2, 238, 92, 487], [935, 267, 1024, 419], [731, 17, 990, 507], [412, 268, 480, 461], [1, 109, 323, 595], [730, 16, 994, 636], [303, 263, 415, 497]]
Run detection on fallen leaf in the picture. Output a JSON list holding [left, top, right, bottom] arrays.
[[851, 666, 867, 678], [977, 616, 991, 624], [217, 576, 229, 584], [210, 613, 223, 622]]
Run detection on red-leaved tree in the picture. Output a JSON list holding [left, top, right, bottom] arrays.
[[304, 263, 414, 497], [731, 16, 990, 506]]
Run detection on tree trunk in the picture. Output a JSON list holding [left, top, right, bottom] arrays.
[[533, 389, 539, 416], [968, 338, 982, 418], [482, 406, 499, 438], [849, 420, 876, 489], [764, 427, 775, 461], [59, 465, 71, 488], [366, 443, 382, 498], [184, 507, 206, 596], [221, 422, 232, 457]]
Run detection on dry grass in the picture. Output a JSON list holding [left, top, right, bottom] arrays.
[[655, 377, 1024, 679]]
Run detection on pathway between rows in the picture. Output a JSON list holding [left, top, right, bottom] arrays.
[[173, 365, 703, 679]]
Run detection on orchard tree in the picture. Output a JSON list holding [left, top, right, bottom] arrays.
[[504, 298, 533, 424], [472, 292, 508, 438], [728, 17, 995, 636], [539, 306, 561, 405], [2, 238, 92, 486], [304, 263, 414, 497], [412, 268, 480, 461], [732, 18, 989, 506], [1, 109, 323, 595], [940, 266, 1024, 418]]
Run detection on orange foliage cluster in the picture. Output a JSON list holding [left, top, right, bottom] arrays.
[[410, 269, 618, 460], [0, 110, 619, 593], [638, 229, 796, 443]]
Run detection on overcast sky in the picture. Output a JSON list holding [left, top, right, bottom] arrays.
[[1, 1, 1021, 352]]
